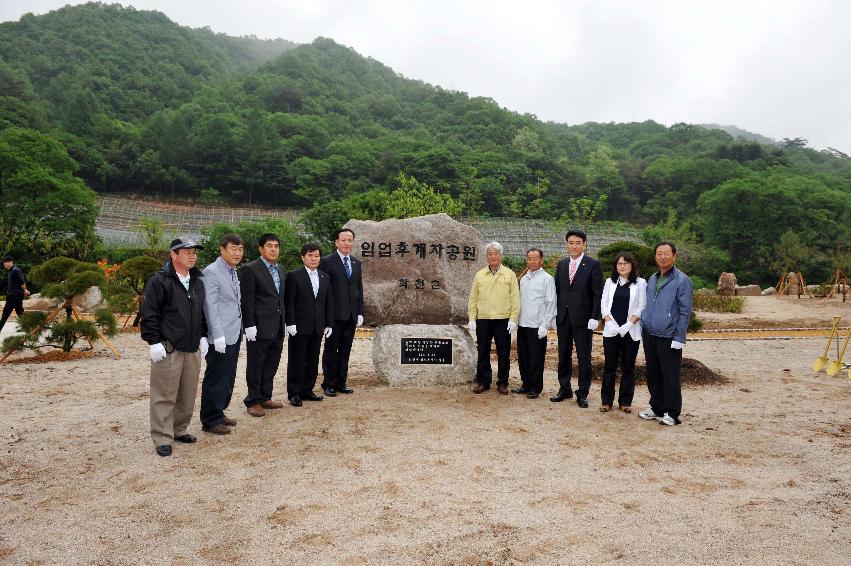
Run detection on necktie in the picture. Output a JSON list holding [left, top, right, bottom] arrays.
[[569, 260, 577, 284], [343, 256, 351, 279]]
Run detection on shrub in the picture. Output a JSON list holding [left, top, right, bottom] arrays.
[[692, 294, 745, 313], [688, 311, 703, 332]]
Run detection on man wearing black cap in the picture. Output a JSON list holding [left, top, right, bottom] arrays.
[[1, 255, 29, 333], [140, 238, 209, 457]]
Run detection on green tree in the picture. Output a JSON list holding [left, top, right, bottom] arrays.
[[0, 128, 98, 263], [385, 173, 462, 218]]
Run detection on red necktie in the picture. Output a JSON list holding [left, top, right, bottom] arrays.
[[569, 260, 577, 284]]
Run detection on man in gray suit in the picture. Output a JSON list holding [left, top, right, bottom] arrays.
[[200, 233, 244, 434]]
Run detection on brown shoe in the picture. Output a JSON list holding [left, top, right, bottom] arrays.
[[600, 405, 612, 412], [247, 404, 265, 417], [497, 384, 509, 395], [260, 399, 284, 409], [619, 405, 632, 414], [202, 423, 231, 435], [221, 416, 237, 426], [472, 383, 490, 394]]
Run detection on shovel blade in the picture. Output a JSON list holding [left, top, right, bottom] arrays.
[[826, 361, 842, 376], [812, 357, 829, 372]]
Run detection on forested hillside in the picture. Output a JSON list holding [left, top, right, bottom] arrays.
[[1, 2, 850, 284]]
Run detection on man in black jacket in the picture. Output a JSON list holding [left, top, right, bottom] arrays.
[[140, 238, 208, 457], [551, 230, 603, 408], [1, 255, 29, 333], [284, 243, 334, 407], [319, 227, 363, 396], [240, 233, 287, 417]]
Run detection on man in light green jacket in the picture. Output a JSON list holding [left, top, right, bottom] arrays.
[[467, 241, 520, 394]]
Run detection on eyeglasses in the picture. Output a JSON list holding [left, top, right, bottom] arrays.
[[616, 262, 630, 266]]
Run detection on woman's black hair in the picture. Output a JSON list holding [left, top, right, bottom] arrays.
[[610, 252, 639, 284]]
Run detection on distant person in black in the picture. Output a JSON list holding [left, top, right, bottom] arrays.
[[1, 255, 30, 333], [319, 228, 364, 397]]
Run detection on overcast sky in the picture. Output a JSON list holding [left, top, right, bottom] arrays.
[[4, 0, 850, 153]]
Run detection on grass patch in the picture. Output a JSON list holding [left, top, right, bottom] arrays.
[[693, 294, 745, 313]]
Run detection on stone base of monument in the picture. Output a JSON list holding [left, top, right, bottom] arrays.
[[372, 324, 475, 387]]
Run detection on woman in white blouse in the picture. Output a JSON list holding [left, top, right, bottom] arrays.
[[599, 252, 646, 413]]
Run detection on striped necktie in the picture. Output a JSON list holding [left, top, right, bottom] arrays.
[[569, 259, 577, 284]]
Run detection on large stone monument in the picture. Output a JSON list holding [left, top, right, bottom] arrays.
[[345, 214, 485, 386]]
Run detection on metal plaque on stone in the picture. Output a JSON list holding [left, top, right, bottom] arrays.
[[400, 338, 453, 365]]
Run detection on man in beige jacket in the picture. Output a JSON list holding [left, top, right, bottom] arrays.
[[467, 241, 520, 394]]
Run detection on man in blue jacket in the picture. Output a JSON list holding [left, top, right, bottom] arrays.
[[639, 242, 692, 426]]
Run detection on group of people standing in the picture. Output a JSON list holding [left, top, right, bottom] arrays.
[[140, 229, 363, 457], [467, 230, 693, 426]]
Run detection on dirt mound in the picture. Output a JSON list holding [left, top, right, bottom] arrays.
[[591, 357, 727, 386]]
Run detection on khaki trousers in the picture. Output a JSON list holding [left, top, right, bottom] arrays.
[[150, 349, 201, 446]]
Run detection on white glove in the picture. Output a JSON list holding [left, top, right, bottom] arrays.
[[286, 325, 297, 336], [149, 343, 167, 363], [213, 336, 226, 353], [671, 340, 684, 350], [587, 319, 599, 331], [323, 327, 333, 338], [357, 315, 364, 327], [618, 322, 633, 337], [244, 326, 257, 341], [507, 321, 516, 334], [468, 320, 477, 332], [199, 337, 209, 357], [537, 326, 548, 339]]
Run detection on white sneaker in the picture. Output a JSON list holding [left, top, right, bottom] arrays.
[[659, 413, 676, 426], [638, 407, 659, 421]]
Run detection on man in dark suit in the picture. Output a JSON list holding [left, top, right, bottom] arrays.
[[240, 233, 286, 417], [319, 227, 363, 397], [284, 243, 334, 407], [551, 229, 603, 408]]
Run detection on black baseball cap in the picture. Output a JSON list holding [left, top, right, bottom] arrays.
[[169, 238, 204, 252]]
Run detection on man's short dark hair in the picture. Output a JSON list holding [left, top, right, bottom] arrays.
[[2, 254, 12, 262], [333, 228, 355, 241], [301, 243, 321, 256], [258, 233, 280, 248], [655, 241, 677, 254], [565, 229, 587, 242], [526, 247, 544, 259], [220, 233, 243, 248]]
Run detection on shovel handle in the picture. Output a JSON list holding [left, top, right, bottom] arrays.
[[820, 316, 842, 357]]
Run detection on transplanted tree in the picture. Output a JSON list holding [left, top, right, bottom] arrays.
[[0, 128, 99, 264], [111, 255, 162, 326], [1, 257, 117, 355]]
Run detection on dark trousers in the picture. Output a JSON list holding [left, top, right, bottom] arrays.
[[475, 318, 510, 386], [556, 323, 593, 399], [287, 333, 322, 397], [0, 295, 24, 332], [517, 327, 547, 394], [200, 339, 241, 427], [601, 334, 640, 407], [244, 336, 283, 406], [642, 334, 683, 420], [321, 318, 356, 389]]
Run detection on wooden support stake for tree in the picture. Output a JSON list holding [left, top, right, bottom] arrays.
[[71, 305, 121, 360]]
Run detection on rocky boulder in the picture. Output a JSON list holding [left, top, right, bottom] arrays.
[[717, 272, 737, 296], [346, 214, 485, 325], [372, 324, 475, 387], [735, 284, 761, 296]]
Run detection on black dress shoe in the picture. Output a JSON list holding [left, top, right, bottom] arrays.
[[302, 392, 323, 401], [289, 395, 302, 407], [155, 444, 172, 457], [323, 386, 337, 397], [550, 390, 573, 402], [337, 386, 354, 394], [511, 386, 530, 394], [175, 434, 197, 443], [577, 397, 589, 408], [527, 392, 540, 399]]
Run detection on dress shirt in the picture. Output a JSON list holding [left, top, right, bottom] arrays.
[[306, 267, 319, 297], [519, 267, 557, 328], [467, 264, 520, 322], [260, 256, 280, 293], [176, 271, 191, 291]]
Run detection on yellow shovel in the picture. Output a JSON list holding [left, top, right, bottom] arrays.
[[826, 328, 851, 376], [813, 316, 842, 372]]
